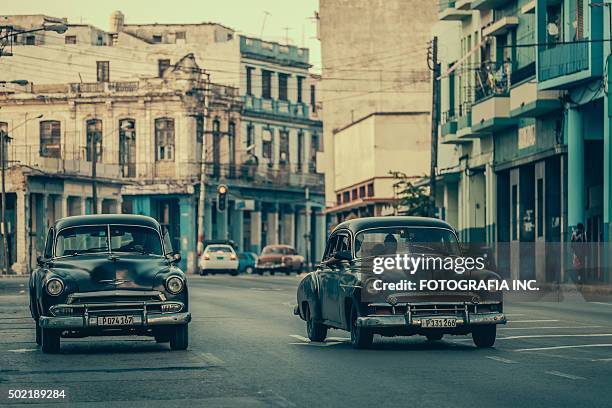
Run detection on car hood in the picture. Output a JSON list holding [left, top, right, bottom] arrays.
[[258, 254, 285, 262], [49, 254, 170, 292]]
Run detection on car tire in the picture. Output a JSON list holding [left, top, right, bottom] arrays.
[[35, 320, 42, 346], [170, 324, 189, 350], [155, 333, 171, 343], [229, 269, 239, 276], [257, 270, 263, 275], [305, 305, 327, 342], [270, 271, 275, 276], [472, 324, 496, 348], [245, 266, 254, 274], [426, 332, 444, 341], [41, 327, 60, 354], [285, 270, 291, 276], [350, 307, 373, 349]]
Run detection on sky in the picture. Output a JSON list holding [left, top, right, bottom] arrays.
[[3, 0, 322, 69]]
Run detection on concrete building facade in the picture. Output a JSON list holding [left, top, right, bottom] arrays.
[[0, 12, 325, 274]]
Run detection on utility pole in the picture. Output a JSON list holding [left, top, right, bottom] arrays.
[[91, 130, 98, 214], [0, 130, 8, 274], [428, 36, 440, 218], [196, 77, 211, 256]]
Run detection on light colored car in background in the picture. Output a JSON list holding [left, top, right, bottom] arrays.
[[199, 244, 239, 276]]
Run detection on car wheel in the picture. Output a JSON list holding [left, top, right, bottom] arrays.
[[229, 269, 239, 276], [270, 271, 275, 276], [472, 324, 496, 348], [285, 270, 291, 276], [305, 304, 327, 342], [41, 327, 60, 354], [245, 266, 254, 274], [257, 269, 263, 275], [350, 307, 373, 349], [35, 320, 42, 346], [170, 324, 189, 350], [426, 332, 444, 341]]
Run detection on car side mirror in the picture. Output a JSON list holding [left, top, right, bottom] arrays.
[[168, 252, 181, 264], [36, 255, 45, 267]]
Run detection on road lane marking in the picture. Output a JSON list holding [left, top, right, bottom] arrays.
[[545, 370, 585, 380], [289, 341, 343, 347], [197, 352, 225, 366], [499, 334, 612, 340], [508, 320, 560, 323], [590, 302, 612, 306], [500, 326, 603, 330], [515, 344, 612, 352], [288, 334, 347, 347], [591, 358, 612, 361], [486, 356, 516, 364], [7, 348, 36, 353]]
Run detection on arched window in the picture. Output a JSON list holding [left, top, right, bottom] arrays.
[[86, 119, 103, 162], [40, 120, 61, 158], [155, 118, 174, 161], [119, 119, 136, 177]]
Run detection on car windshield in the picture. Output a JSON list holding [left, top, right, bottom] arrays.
[[206, 246, 233, 253], [354, 227, 460, 258], [262, 247, 283, 254], [55, 225, 163, 257]]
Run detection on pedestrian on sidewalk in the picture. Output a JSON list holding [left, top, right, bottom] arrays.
[[570, 223, 587, 284]]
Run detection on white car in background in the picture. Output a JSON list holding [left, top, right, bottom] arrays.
[[199, 244, 239, 276]]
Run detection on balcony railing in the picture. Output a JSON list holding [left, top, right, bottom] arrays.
[[243, 95, 310, 119], [474, 61, 511, 102], [70, 81, 139, 93], [538, 41, 589, 82]]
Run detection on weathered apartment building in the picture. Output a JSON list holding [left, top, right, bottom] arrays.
[[435, 0, 611, 283], [0, 12, 324, 274], [317, 0, 437, 223]]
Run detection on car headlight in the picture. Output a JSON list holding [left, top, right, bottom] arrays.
[[46, 278, 64, 296], [165, 276, 184, 294]]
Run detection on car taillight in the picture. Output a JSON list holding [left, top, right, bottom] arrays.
[[230, 254, 236, 260], [204, 254, 210, 260]]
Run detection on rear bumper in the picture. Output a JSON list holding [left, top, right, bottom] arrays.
[[200, 260, 239, 270], [356, 312, 506, 328], [39, 312, 191, 330]]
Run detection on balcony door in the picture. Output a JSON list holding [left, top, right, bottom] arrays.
[[119, 119, 136, 177]]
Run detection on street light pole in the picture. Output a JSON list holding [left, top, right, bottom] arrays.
[[0, 129, 7, 274]]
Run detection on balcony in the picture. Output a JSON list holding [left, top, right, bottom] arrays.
[[456, 108, 481, 140], [438, 1, 472, 21], [471, 0, 512, 10], [240, 36, 309, 69], [455, 0, 472, 10], [510, 78, 562, 118], [472, 63, 516, 132], [537, 41, 600, 89], [242, 95, 313, 122], [482, 16, 518, 37]]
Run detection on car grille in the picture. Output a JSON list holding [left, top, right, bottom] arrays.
[[369, 303, 500, 316]]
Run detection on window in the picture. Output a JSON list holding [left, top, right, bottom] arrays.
[[152, 35, 162, 43], [109, 225, 163, 255], [354, 227, 460, 258], [573, 0, 584, 40], [352, 189, 358, 200], [246, 124, 254, 149], [323, 234, 339, 261], [297, 131, 304, 172], [39, 120, 61, 158], [97, 35, 104, 45], [278, 73, 289, 101], [96, 61, 109, 82], [155, 118, 175, 161], [262, 70, 272, 99], [279, 130, 289, 165], [44, 228, 54, 259], [310, 84, 316, 113], [158, 59, 171, 77], [196, 116, 204, 144], [65, 35, 77, 45], [367, 183, 374, 197], [336, 234, 351, 253], [119, 119, 136, 177], [309, 133, 320, 172], [25, 35, 35, 45], [297, 76, 304, 103], [175, 31, 186, 41], [343, 191, 350, 203], [246, 66, 254, 95], [336, 194, 342, 206], [359, 185, 366, 198], [262, 129, 273, 160], [86, 119, 103, 162]]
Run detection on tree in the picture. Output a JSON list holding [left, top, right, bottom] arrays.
[[390, 171, 429, 216]]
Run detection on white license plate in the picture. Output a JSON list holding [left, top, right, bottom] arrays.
[[97, 315, 136, 326], [421, 317, 457, 328]]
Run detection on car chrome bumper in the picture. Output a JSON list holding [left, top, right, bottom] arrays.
[[356, 312, 506, 328], [39, 312, 191, 330]]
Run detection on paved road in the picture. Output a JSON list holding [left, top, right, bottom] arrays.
[[1, 275, 612, 408]]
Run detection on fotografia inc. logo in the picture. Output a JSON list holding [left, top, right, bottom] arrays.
[[372, 254, 486, 275]]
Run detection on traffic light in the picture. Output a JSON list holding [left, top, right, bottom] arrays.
[[217, 184, 228, 212]]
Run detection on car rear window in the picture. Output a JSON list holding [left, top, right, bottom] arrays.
[[206, 246, 233, 253], [354, 227, 460, 258]]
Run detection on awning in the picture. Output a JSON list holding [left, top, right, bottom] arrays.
[[438, 37, 490, 80]]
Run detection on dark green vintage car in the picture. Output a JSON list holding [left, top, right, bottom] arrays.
[[29, 214, 191, 353], [295, 216, 506, 349]]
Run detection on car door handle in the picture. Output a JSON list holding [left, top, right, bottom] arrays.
[[340, 284, 360, 289]]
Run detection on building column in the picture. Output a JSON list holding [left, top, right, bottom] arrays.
[[250, 210, 262, 254], [295, 208, 307, 257], [116, 197, 123, 214], [267, 208, 279, 245], [96, 198, 103, 214], [314, 209, 326, 264], [567, 106, 584, 235], [12, 190, 28, 274], [230, 205, 244, 251], [80, 197, 87, 215], [57, 195, 68, 219], [282, 209, 295, 247], [215, 207, 228, 241], [178, 196, 196, 274], [204, 199, 213, 242]]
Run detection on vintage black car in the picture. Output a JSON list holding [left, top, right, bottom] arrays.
[[29, 214, 191, 353], [295, 216, 506, 349]]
